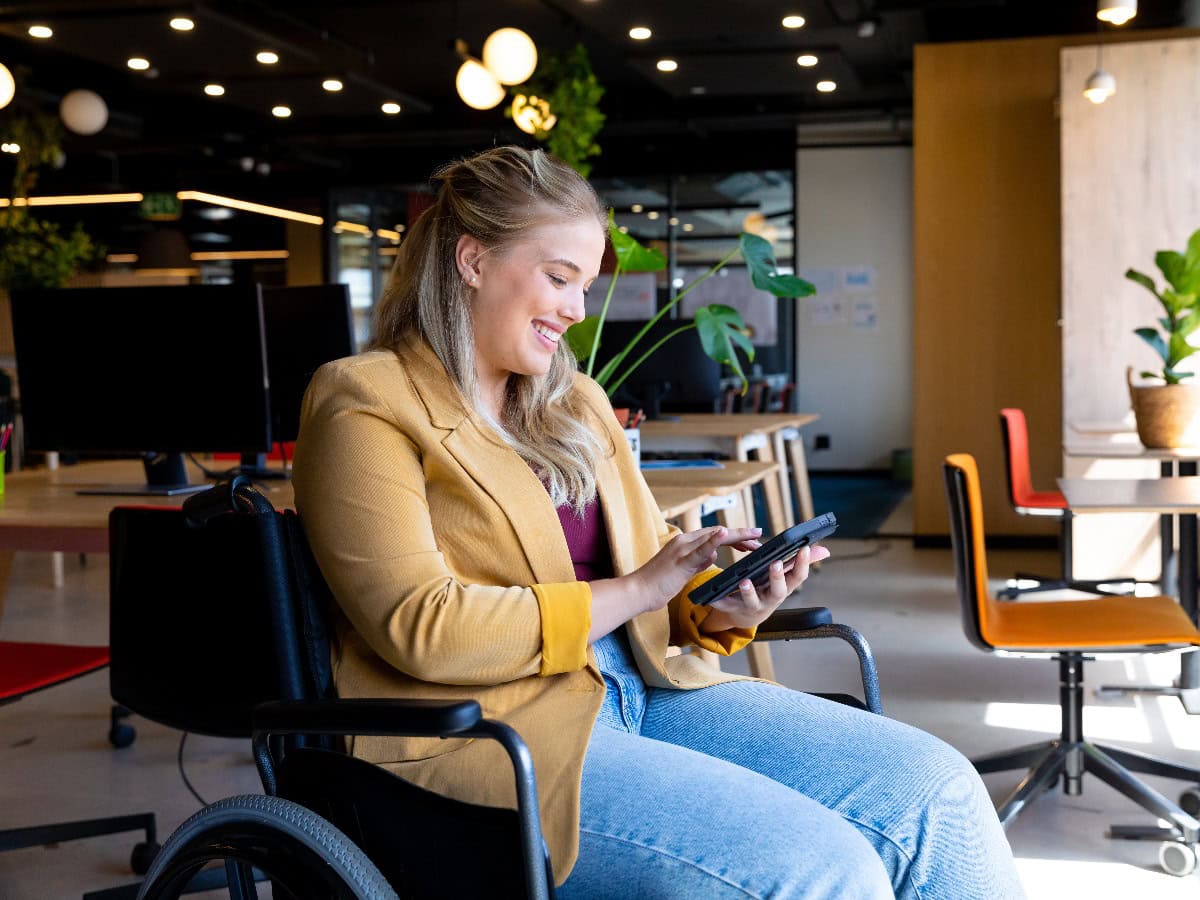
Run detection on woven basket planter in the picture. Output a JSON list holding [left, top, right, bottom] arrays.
[[1128, 367, 1200, 448]]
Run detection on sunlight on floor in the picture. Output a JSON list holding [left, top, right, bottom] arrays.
[[984, 702, 1153, 743], [1013, 856, 1197, 899]]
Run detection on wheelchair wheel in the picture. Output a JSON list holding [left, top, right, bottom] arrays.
[[136, 794, 398, 900]]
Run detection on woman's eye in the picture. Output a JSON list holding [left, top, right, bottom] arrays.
[[547, 274, 567, 287]]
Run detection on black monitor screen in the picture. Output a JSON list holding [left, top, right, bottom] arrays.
[[261, 284, 356, 443], [11, 285, 272, 456], [594, 317, 722, 417]]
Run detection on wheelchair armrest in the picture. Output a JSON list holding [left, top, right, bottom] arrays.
[[252, 698, 482, 739], [757, 606, 833, 634]]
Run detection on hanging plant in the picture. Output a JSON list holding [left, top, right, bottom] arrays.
[[506, 43, 605, 177]]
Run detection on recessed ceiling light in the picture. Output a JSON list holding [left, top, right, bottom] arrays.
[[271, 105, 292, 118], [381, 101, 402, 115], [689, 85, 707, 95], [169, 16, 194, 31], [322, 78, 344, 92], [668, 216, 679, 226], [796, 54, 818, 67], [816, 80, 837, 93], [256, 50, 279, 64], [682, 223, 694, 232], [782, 15, 806, 29], [618, 225, 629, 234], [629, 26, 652, 40], [127, 57, 151, 70], [656, 58, 678, 73], [204, 83, 225, 96], [28, 25, 53, 39], [631, 203, 644, 213], [647, 210, 660, 220]]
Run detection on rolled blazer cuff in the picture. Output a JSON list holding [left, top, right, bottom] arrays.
[[531, 581, 592, 676], [673, 569, 757, 656]]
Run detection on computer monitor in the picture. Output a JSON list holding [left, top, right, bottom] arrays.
[[260, 284, 356, 444], [593, 317, 723, 418], [11, 285, 272, 495]]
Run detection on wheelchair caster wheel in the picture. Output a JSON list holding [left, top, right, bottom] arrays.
[[131, 840, 160, 875], [1180, 786, 1200, 818], [109, 722, 136, 748], [1159, 841, 1198, 877]]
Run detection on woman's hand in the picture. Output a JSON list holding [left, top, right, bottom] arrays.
[[633, 525, 764, 614], [700, 544, 832, 633]]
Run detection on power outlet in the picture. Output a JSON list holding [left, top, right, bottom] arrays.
[[814, 434, 831, 451]]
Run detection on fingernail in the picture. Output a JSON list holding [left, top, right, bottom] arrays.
[[772, 561, 782, 572], [752, 527, 762, 535], [741, 580, 752, 590]]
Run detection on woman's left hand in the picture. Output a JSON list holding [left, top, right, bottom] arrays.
[[700, 544, 832, 633]]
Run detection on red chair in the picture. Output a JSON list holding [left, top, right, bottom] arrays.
[[0, 641, 159, 872], [998, 408, 1135, 598]]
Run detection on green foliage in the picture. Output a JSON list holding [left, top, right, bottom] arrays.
[[0, 210, 101, 291], [0, 103, 102, 290], [509, 44, 606, 178], [1126, 228, 1200, 384], [566, 214, 816, 397]]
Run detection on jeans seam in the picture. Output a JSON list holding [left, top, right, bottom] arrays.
[[836, 812, 923, 900], [577, 826, 762, 898]]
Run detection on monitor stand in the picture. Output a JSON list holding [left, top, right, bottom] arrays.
[[642, 382, 680, 422], [76, 452, 208, 496], [217, 451, 291, 481]]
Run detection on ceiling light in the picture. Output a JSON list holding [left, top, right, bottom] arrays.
[[58, 90, 108, 133], [28, 25, 53, 39], [204, 83, 225, 96], [271, 105, 292, 118], [656, 58, 678, 73], [455, 58, 505, 109], [857, 17, 879, 38], [256, 50, 279, 64], [481, 27, 538, 85], [1, 143, 18, 154], [668, 216, 679, 226], [796, 54, 818, 67], [682, 223, 694, 232], [0, 192, 143, 208], [381, 101, 402, 115], [177, 190, 323, 225], [0, 64, 12, 110], [816, 80, 837, 93], [1097, 0, 1137, 25], [1083, 68, 1116, 103], [647, 210, 660, 220], [631, 203, 643, 213], [322, 78, 344, 92], [618, 225, 629, 234], [169, 16, 194, 31], [127, 56, 151, 70], [511, 94, 556, 133], [629, 26, 652, 40], [781, 15, 806, 29]]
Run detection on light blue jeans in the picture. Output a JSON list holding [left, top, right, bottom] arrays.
[[557, 630, 1025, 899]]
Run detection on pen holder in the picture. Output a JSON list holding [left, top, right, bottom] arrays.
[[0, 450, 7, 497], [623, 428, 641, 466]]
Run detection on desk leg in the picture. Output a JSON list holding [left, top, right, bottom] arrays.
[[786, 434, 816, 524], [749, 441, 787, 538], [1161, 460, 1178, 595], [771, 431, 796, 528]]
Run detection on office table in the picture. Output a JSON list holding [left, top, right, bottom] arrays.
[[1058, 476, 1200, 714], [640, 413, 819, 535]]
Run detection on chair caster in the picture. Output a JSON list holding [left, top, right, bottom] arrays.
[[130, 840, 160, 875], [1159, 840, 1198, 877], [109, 721, 136, 748], [1180, 786, 1200, 818]]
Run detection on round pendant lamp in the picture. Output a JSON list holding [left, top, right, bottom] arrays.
[[0, 64, 14, 110], [481, 28, 538, 85], [60, 90, 109, 135], [456, 59, 505, 110]]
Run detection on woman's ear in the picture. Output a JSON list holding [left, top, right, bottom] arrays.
[[455, 234, 485, 285]]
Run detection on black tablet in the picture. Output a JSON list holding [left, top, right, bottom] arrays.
[[687, 512, 838, 606]]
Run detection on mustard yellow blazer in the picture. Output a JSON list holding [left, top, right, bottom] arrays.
[[291, 332, 755, 881]]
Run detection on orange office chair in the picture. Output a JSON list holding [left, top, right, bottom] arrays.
[[998, 408, 1137, 598], [943, 453, 1200, 876]]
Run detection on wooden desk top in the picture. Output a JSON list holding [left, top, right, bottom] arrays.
[[639, 413, 818, 440], [0, 460, 294, 552], [1058, 476, 1200, 514], [648, 485, 711, 521], [640, 460, 780, 493]]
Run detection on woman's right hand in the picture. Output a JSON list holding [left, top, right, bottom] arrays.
[[631, 525, 763, 615]]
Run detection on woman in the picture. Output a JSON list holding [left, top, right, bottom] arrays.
[[292, 146, 1024, 899]]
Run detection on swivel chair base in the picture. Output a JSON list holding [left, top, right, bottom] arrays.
[[972, 655, 1200, 876], [998, 573, 1138, 600]]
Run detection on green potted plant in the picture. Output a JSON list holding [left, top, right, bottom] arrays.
[[565, 213, 814, 420], [1125, 227, 1200, 447]]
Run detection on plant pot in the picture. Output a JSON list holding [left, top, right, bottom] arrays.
[[1127, 367, 1200, 448]]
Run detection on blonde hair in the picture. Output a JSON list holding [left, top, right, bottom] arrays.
[[370, 146, 610, 511]]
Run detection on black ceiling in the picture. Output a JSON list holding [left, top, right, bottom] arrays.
[[0, 0, 1193, 193]]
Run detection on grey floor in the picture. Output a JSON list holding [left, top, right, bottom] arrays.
[[1, 493, 1199, 898]]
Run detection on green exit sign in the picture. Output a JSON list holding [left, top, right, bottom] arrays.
[[140, 192, 182, 221]]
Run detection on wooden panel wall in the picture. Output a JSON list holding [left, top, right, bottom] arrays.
[[912, 28, 1199, 540], [913, 36, 1065, 540], [1061, 37, 1200, 428]]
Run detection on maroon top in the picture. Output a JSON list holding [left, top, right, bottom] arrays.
[[556, 498, 614, 582]]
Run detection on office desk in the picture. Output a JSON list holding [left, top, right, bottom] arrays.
[[640, 413, 819, 535], [1058, 476, 1200, 714]]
